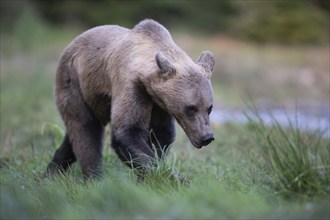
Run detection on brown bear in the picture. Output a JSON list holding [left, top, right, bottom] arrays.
[[45, 19, 215, 179]]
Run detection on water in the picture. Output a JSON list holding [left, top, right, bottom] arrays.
[[210, 106, 330, 137]]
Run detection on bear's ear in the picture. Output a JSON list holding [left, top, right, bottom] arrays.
[[197, 51, 215, 78], [155, 52, 176, 79]]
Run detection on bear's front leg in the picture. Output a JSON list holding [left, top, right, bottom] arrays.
[[150, 104, 176, 158], [111, 126, 155, 170], [110, 91, 155, 172]]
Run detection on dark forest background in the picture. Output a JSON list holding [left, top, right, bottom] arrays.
[[1, 0, 329, 44]]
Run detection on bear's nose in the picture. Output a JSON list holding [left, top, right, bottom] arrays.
[[201, 134, 214, 146]]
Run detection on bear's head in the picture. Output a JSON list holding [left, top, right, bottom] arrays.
[[148, 51, 215, 148]]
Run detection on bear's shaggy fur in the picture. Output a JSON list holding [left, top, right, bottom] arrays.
[[45, 19, 215, 179]]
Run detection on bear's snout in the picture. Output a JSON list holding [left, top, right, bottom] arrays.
[[200, 133, 214, 147]]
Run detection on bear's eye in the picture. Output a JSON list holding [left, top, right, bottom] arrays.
[[208, 105, 213, 115], [185, 105, 198, 117]]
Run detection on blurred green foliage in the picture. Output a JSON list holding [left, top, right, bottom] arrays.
[[1, 0, 329, 44], [232, 0, 329, 44], [31, 0, 237, 33]]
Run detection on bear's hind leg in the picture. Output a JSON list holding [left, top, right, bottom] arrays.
[[69, 118, 104, 180], [54, 61, 105, 180], [45, 134, 76, 177]]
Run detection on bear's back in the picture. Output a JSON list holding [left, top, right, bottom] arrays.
[[70, 25, 130, 55], [72, 20, 172, 56]]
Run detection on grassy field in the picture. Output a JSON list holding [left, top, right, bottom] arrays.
[[1, 18, 329, 219]]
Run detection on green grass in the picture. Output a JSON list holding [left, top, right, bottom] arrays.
[[245, 109, 329, 199], [1, 119, 329, 219], [1, 14, 329, 219]]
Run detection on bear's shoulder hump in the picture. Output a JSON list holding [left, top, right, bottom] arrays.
[[132, 19, 171, 41]]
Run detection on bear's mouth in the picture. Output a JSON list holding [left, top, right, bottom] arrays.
[[190, 139, 204, 149], [190, 135, 214, 149]]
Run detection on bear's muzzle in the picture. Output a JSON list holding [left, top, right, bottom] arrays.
[[201, 133, 214, 147]]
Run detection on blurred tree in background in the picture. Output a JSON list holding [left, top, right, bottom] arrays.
[[1, 0, 329, 44], [232, 0, 329, 44], [29, 0, 237, 33]]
